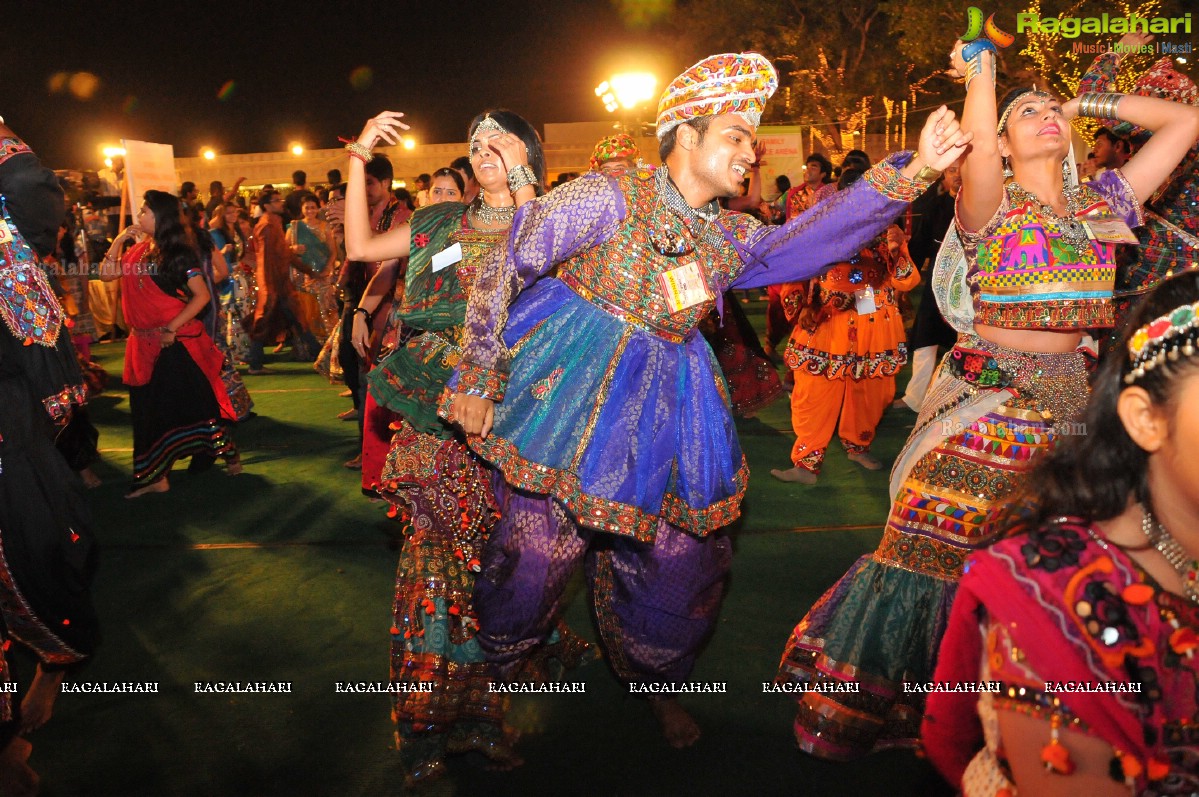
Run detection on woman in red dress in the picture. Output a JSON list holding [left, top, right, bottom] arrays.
[[99, 190, 240, 498]]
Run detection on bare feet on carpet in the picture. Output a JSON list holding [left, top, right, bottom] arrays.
[[0, 737, 38, 797], [770, 466, 817, 484], [651, 698, 701, 748], [20, 666, 64, 733], [125, 477, 169, 499], [847, 451, 883, 470]]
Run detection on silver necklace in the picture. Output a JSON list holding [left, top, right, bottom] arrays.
[[1006, 181, 1092, 254], [1141, 504, 1199, 604], [468, 195, 514, 228], [654, 166, 723, 249]]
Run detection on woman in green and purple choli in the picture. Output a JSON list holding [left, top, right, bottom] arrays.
[[344, 108, 591, 785]]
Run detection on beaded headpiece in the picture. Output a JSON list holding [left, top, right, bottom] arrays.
[[997, 88, 1055, 134], [656, 52, 777, 140], [468, 114, 509, 156], [1125, 301, 1199, 384], [589, 133, 640, 171]]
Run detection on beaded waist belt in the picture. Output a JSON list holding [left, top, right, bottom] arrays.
[[945, 345, 1014, 388], [945, 334, 1091, 422], [559, 271, 690, 344]]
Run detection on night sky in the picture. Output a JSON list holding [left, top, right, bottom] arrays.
[[5, 0, 686, 170]]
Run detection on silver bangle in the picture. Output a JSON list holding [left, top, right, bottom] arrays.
[[1079, 92, 1124, 120], [507, 164, 536, 194]]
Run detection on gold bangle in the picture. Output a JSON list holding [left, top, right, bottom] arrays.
[[914, 164, 943, 182], [345, 141, 372, 163]]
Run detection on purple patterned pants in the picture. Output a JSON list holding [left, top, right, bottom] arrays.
[[474, 481, 732, 687]]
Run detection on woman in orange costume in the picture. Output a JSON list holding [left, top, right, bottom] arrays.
[[771, 170, 919, 484]]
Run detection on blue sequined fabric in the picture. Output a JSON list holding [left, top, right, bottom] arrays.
[[453, 162, 919, 539]]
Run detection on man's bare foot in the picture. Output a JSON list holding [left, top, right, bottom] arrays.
[[225, 456, 243, 476], [770, 466, 817, 484], [20, 666, 65, 733], [650, 698, 701, 748], [847, 451, 883, 471], [125, 477, 169, 499], [0, 737, 38, 797], [80, 467, 102, 488]]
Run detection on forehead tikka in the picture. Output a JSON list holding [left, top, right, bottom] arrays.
[[468, 114, 509, 156], [997, 88, 1055, 134]]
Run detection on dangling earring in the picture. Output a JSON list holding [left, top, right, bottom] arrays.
[[1002, 157, 1013, 179], [1061, 158, 1072, 185]]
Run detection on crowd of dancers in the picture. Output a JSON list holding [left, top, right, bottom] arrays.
[[3, 29, 1199, 796]]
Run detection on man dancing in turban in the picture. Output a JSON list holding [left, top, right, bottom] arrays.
[[438, 52, 970, 747], [589, 132, 642, 177]]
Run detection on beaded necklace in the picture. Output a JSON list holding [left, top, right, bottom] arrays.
[[467, 195, 515, 229], [1141, 505, 1199, 604], [652, 166, 724, 254], [1006, 181, 1091, 254]]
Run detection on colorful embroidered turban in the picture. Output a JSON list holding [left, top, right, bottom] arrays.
[[589, 133, 640, 171], [655, 52, 778, 140]]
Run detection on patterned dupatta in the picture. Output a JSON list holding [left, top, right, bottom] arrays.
[[925, 518, 1199, 792], [397, 201, 469, 333], [292, 220, 331, 274]]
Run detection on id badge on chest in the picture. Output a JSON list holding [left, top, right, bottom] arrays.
[[854, 286, 877, 315], [657, 260, 713, 315], [431, 242, 463, 273], [1082, 217, 1139, 244]]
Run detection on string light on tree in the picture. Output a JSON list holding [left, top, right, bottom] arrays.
[[1019, 0, 1162, 140]]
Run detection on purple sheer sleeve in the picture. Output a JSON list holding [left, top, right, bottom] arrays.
[[456, 173, 625, 400], [730, 152, 931, 289], [1092, 168, 1146, 229]]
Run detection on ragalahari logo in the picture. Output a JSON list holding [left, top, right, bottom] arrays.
[[962, 7, 1015, 49]]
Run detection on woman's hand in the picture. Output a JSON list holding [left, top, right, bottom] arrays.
[[752, 141, 766, 168], [357, 111, 410, 150], [1061, 97, 1081, 121], [291, 244, 307, 255], [489, 132, 529, 173], [916, 106, 974, 171], [451, 393, 495, 438], [350, 311, 371, 359], [159, 327, 177, 349], [948, 39, 968, 78], [886, 225, 906, 254]]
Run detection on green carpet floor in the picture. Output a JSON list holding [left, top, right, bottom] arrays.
[[23, 299, 954, 796]]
